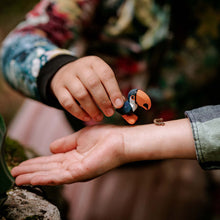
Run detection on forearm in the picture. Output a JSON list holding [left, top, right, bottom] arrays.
[[1, 0, 97, 104], [1, 33, 71, 100], [123, 118, 196, 163]]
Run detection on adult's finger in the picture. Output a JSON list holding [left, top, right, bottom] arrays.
[[11, 162, 61, 177], [50, 133, 78, 153], [15, 169, 72, 185]]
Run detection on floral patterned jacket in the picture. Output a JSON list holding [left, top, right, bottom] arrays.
[[1, 0, 220, 169]]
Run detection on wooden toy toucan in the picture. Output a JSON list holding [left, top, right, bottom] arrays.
[[116, 89, 151, 124]]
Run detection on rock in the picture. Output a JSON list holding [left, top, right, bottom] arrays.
[[0, 187, 61, 219]]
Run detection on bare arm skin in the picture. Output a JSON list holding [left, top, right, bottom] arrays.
[[11, 118, 196, 186], [123, 118, 196, 162]]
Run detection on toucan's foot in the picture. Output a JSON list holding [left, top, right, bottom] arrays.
[[122, 114, 138, 125]]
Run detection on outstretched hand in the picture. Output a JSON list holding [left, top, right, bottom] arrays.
[[11, 125, 126, 186], [11, 118, 196, 186]]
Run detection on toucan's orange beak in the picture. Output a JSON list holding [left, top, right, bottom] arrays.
[[136, 90, 151, 110]]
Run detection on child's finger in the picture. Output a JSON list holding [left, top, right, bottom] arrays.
[[78, 69, 115, 117], [66, 78, 104, 121], [93, 63, 124, 109], [56, 88, 91, 121]]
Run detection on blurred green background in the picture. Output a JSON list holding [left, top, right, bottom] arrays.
[[0, 0, 38, 126]]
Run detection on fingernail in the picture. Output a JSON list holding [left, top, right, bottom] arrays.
[[115, 98, 124, 108], [106, 108, 114, 116]]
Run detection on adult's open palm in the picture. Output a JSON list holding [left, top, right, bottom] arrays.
[[11, 125, 125, 186]]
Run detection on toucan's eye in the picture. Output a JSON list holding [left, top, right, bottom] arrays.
[[131, 95, 135, 100]]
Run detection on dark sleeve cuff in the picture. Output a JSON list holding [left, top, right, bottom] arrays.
[[37, 54, 77, 108]]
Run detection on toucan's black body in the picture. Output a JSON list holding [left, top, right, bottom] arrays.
[[116, 89, 151, 124]]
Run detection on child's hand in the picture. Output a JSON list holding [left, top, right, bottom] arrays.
[[50, 56, 124, 122]]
